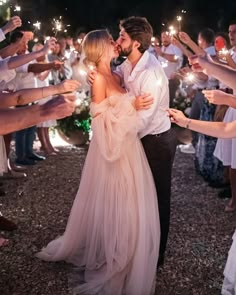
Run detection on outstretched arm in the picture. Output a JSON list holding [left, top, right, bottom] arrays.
[[0, 80, 80, 107], [0, 94, 76, 135], [0, 16, 22, 38], [6, 38, 56, 70], [167, 108, 236, 138], [178, 32, 205, 56], [171, 37, 193, 58], [189, 55, 236, 90], [0, 35, 26, 58], [28, 61, 63, 73], [202, 90, 236, 109]]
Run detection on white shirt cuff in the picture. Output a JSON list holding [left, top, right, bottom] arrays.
[[0, 29, 6, 42]]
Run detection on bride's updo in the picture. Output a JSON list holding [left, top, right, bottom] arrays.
[[82, 30, 111, 67]]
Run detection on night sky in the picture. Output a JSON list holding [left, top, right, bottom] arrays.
[[18, 0, 236, 38]]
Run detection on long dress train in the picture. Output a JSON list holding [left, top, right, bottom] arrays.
[[36, 93, 160, 295]]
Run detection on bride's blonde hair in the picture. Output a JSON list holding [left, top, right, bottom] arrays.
[[82, 29, 111, 67]]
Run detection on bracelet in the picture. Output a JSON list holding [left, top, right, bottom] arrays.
[[186, 119, 191, 129]]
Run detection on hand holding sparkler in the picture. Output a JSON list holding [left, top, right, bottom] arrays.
[[167, 108, 188, 128], [217, 48, 229, 62], [202, 89, 230, 105], [42, 37, 57, 54], [56, 79, 81, 94], [189, 54, 213, 74], [178, 32, 191, 45], [171, 35, 182, 48], [1, 16, 22, 35], [51, 60, 64, 70]]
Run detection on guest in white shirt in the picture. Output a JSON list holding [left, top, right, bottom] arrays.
[[9, 31, 61, 166], [116, 16, 177, 267], [177, 28, 218, 154], [154, 32, 183, 107]]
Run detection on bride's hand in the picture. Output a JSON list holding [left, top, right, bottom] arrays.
[[134, 93, 154, 110]]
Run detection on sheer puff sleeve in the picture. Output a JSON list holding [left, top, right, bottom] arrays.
[[90, 94, 138, 162]]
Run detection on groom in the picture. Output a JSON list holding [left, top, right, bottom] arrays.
[[115, 16, 177, 267]]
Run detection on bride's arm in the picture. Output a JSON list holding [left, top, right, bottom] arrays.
[[91, 73, 106, 104]]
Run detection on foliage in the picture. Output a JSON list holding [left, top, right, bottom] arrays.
[[172, 83, 192, 116], [57, 91, 91, 136]]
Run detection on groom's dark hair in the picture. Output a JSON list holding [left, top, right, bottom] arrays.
[[119, 16, 153, 53]]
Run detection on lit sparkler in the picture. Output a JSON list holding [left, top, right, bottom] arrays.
[[219, 48, 229, 56], [168, 26, 177, 37], [176, 15, 182, 30], [33, 21, 41, 31], [14, 5, 21, 12], [52, 16, 63, 36], [185, 72, 195, 83]]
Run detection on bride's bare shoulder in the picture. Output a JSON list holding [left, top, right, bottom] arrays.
[[92, 73, 107, 103]]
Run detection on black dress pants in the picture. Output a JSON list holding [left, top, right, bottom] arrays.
[[141, 128, 177, 262]]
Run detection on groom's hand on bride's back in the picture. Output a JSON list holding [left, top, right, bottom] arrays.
[[134, 94, 154, 110], [88, 69, 98, 86]]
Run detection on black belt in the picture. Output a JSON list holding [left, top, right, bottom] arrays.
[[147, 129, 170, 138], [196, 86, 219, 91]]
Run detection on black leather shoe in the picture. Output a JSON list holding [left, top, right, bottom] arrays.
[[0, 188, 6, 196], [0, 216, 17, 231], [157, 255, 165, 269], [218, 187, 231, 199], [27, 153, 46, 161], [15, 158, 36, 166]]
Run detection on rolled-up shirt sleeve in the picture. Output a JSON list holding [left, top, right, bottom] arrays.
[[0, 57, 11, 71], [0, 29, 5, 42]]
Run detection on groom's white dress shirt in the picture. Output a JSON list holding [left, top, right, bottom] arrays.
[[116, 50, 170, 138]]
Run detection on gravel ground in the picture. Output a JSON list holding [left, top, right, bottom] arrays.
[[0, 142, 235, 295]]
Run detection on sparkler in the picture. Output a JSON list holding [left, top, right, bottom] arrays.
[[52, 16, 63, 37], [168, 26, 177, 37], [176, 15, 182, 31], [14, 5, 21, 12], [219, 48, 229, 56], [185, 72, 195, 83], [151, 37, 159, 47], [33, 21, 41, 31]]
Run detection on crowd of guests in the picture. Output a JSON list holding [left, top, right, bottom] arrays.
[[0, 16, 80, 246], [149, 21, 236, 211], [0, 13, 236, 294]]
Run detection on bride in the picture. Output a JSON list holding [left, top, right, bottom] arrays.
[[37, 29, 160, 295]]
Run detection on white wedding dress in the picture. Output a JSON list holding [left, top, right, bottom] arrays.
[[37, 93, 160, 295]]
